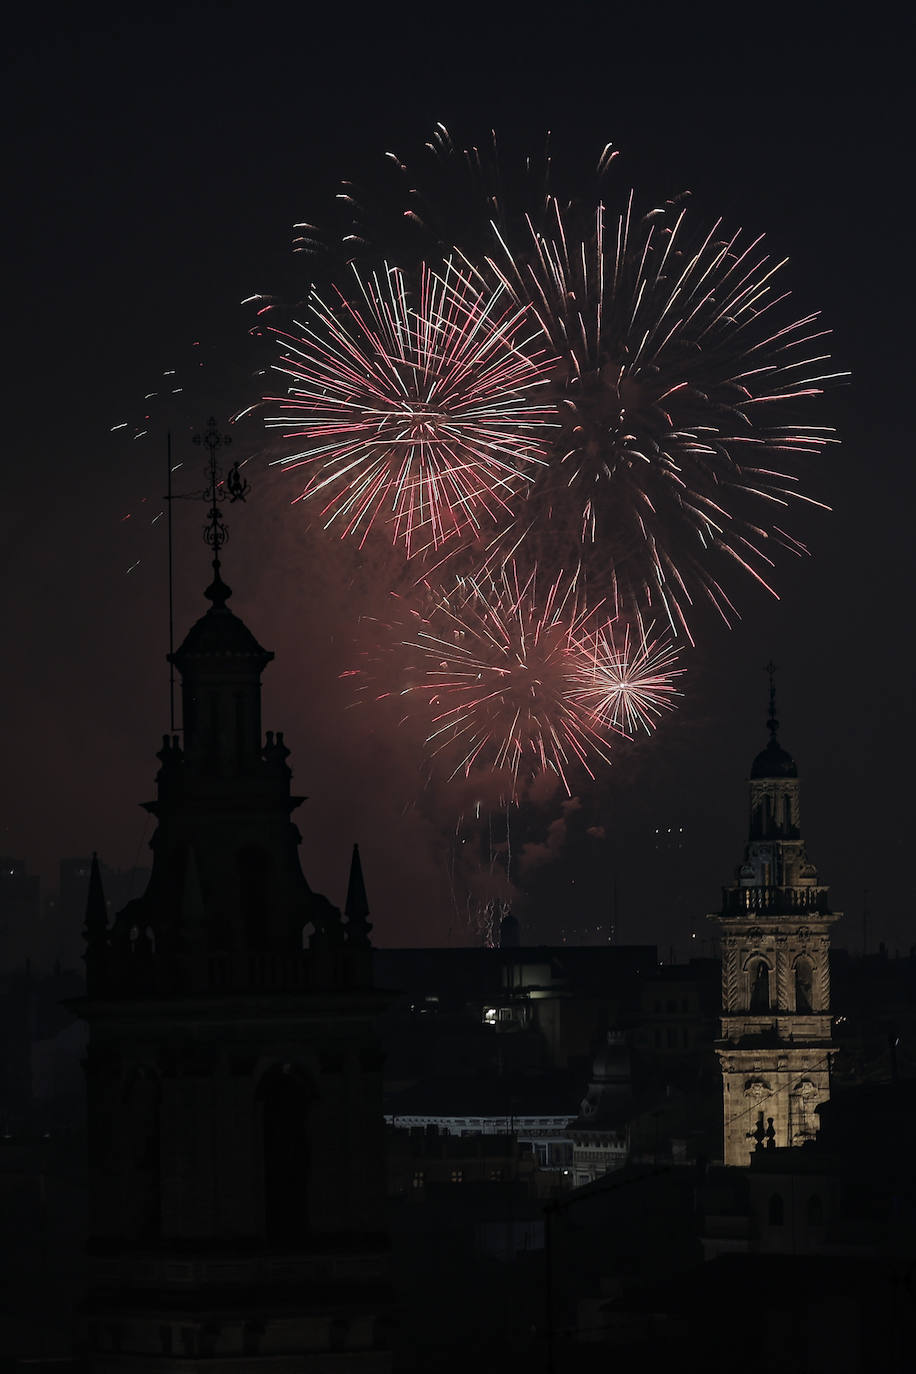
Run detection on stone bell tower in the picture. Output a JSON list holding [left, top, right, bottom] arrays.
[[710, 667, 839, 1167], [75, 423, 391, 1370]]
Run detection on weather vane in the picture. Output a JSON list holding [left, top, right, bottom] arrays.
[[192, 416, 250, 577], [164, 418, 252, 731]]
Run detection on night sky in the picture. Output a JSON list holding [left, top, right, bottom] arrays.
[[3, 6, 911, 955]]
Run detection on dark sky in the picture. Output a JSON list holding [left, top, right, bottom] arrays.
[[3, 5, 912, 954]]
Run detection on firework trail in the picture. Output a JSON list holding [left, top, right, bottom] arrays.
[[264, 258, 554, 556]]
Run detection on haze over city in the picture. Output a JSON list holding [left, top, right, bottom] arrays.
[[3, 8, 910, 958]]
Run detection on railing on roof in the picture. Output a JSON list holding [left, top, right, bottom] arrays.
[[721, 885, 831, 917]]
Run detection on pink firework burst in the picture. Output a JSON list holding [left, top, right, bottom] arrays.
[[266, 259, 554, 556], [481, 191, 844, 638], [569, 616, 683, 735], [398, 562, 629, 797]]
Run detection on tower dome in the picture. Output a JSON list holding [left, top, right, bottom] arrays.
[[750, 736, 798, 779], [590, 1030, 631, 1087], [172, 578, 273, 666]]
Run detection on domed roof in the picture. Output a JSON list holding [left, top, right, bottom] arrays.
[[753, 666, 797, 778], [750, 735, 797, 779], [171, 566, 273, 668], [591, 1031, 631, 1084]]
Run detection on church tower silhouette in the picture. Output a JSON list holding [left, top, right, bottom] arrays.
[[710, 668, 839, 1166], [77, 429, 392, 1368]]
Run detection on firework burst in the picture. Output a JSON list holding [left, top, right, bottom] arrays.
[[296, 128, 843, 638], [265, 258, 554, 556], [570, 616, 682, 735], [468, 190, 843, 638], [397, 562, 626, 797]]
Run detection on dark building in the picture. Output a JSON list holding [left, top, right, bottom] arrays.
[[73, 542, 392, 1370]]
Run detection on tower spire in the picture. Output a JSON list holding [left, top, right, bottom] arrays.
[[83, 851, 108, 946], [345, 843, 372, 946], [765, 658, 779, 739], [189, 416, 250, 607]]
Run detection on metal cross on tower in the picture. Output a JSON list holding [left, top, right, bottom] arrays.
[[764, 658, 779, 738], [192, 415, 250, 582], [165, 418, 251, 730]]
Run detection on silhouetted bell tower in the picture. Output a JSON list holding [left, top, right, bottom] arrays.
[[709, 666, 839, 1166], [76, 423, 391, 1370]]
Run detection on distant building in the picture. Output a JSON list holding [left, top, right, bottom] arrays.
[[386, 1125, 540, 1198], [386, 1072, 575, 1174], [710, 685, 839, 1165], [633, 959, 719, 1056]]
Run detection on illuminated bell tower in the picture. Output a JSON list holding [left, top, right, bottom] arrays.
[[710, 667, 839, 1166]]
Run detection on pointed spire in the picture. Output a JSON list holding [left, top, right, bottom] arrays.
[[751, 661, 797, 780], [764, 659, 779, 739], [83, 852, 109, 946], [345, 843, 369, 921], [345, 843, 372, 946]]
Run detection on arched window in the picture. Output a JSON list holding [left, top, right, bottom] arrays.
[[749, 959, 770, 1013], [258, 1064, 314, 1243], [795, 957, 814, 1013], [768, 1192, 784, 1226], [807, 1193, 824, 1227]]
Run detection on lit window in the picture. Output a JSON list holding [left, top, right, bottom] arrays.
[[412, 1171, 424, 1189], [451, 1169, 463, 1184]]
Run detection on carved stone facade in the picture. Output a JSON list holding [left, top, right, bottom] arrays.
[[709, 711, 839, 1167], [75, 566, 392, 1371]]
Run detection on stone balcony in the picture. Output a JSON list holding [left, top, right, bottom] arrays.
[[720, 885, 831, 917]]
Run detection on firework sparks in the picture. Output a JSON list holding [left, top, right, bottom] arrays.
[[266, 259, 554, 556], [478, 192, 843, 638], [570, 616, 682, 735], [303, 128, 843, 638], [395, 562, 631, 797]]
